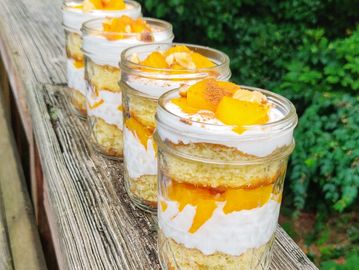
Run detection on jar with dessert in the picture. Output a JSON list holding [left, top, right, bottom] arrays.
[[82, 16, 173, 159], [120, 44, 231, 212], [62, 0, 141, 118], [155, 79, 298, 270]]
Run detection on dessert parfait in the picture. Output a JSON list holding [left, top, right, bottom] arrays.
[[155, 79, 298, 269], [82, 16, 173, 159], [120, 44, 231, 211], [62, 0, 141, 118]]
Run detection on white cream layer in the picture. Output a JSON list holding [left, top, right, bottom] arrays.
[[123, 127, 157, 179], [63, 3, 142, 32], [156, 102, 293, 157], [67, 59, 86, 95], [83, 27, 174, 67], [126, 76, 187, 98], [159, 199, 280, 256], [87, 88, 123, 129]]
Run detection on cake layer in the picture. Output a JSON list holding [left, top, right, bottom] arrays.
[[158, 145, 287, 188], [159, 232, 274, 270], [91, 117, 123, 157], [87, 60, 121, 92], [66, 32, 83, 61], [125, 92, 157, 128], [127, 174, 157, 203]]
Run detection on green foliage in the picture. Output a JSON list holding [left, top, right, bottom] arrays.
[[321, 252, 359, 270], [278, 29, 359, 212], [138, 0, 359, 214]]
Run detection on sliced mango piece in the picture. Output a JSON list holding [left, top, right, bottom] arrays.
[[187, 79, 239, 111], [189, 200, 217, 233], [141, 52, 168, 68], [88, 99, 104, 110], [125, 117, 153, 149], [215, 96, 270, 127], [73, 58, 84, 69], [223, 184, 273, 214], [166, 180, 276, 233], [83, 0, 125, 10], [171, 97, 200, 114], [102, 16, 151, 40], [160, 200, 168, 212], [191, 52, 216, 68]]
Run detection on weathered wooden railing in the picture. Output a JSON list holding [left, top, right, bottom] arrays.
[[0, 0, 318, 269]]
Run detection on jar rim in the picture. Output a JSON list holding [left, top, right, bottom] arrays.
[[120, 43, 231, 76], [81, 17, 173, 39], [156, 85, 298, 136], [62, 0, 142, 32]]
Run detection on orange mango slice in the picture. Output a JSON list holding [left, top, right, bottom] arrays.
[[167, 180, 275, 233], [88, 99, 104, 110], [73, 58, 84, 69], [215, 96, 270, 128], [223, 184, 273, 214], [141, 52, 168, 69], [102, 16, 151, 40], [191, 52, 216, 68], [125, 117, 153, 149], [171, 97, 200, 114], [186, 79, 239, 111], [89, 0, 125, 10]]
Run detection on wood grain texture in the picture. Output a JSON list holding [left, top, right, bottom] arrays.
[[0, 0, 318, 268], [0, 87, 46, 270]]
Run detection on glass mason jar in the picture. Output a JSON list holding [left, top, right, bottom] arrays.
[[120, 43, 231, 212], [62, 0, 142, 118], [155, 86, 298, 270], [82, 18, 173, 159]]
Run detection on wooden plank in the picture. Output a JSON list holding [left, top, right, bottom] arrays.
[[0, 90, 46, 270], [0, 185, 13, 270], [0, 0, 318, 268]]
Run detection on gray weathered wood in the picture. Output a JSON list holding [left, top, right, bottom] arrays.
[[0, 0, 318, 269], [0, 188, 13, 270], [0, 88, 46, 270]]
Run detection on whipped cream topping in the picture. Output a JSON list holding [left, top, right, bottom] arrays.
[[83, 25, 174, 67], [63, 1, 142, 33], [123, 127, 157, 179], [67, 59, 86, 95], [159, 199, 280, 256], [125, 75, 186, 99], [87, 88, 123, 129], [156, 94, 294, 157]]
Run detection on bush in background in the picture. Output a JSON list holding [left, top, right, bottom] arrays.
[[138, 0, 359, 214]]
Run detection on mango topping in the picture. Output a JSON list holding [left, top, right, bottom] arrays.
[[102, 16, 153, 41], [73, 58, 84, 69], [169, 79, 271, 133], [141, 51, 168, 69], [215, 97, 270, 127], [83, 0, 125, 11], [88, 99, 104, 110], [138, 45, 215, 70], [186, 79, 239, 111], [165, 180, 274, 233], [125, 117, 153, 150]]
